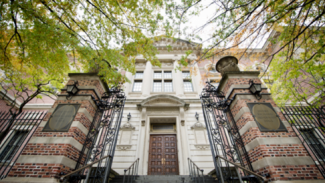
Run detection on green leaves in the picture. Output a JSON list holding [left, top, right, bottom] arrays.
[[0, 0, 173, 94]]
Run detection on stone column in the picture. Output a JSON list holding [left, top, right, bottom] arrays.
[[142, 61, 152, 97], [7, 73, 107, 183], [124, 71, 133, 96], [173, 60, 184, 97], [179, 107, 190, 175], [137, 107, 147, 175], [218, 71, 323, 182]]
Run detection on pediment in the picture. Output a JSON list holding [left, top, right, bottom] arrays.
[[139, 95, 187, 107], [152, 37, 201, 50], [144, 98, 182, 107]]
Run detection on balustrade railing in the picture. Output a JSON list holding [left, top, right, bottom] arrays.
[[188, 158, 205, 183], [216, 155, 267, 183], [123, 158, 139, 183]]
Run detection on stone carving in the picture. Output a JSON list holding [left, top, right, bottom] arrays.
[[191, 121, 206, 129], [146, 111, 179, 115], [194, 144, 210, 150], [215, 56, 240, 76], [120, 122, 135, 130], [117, 145, 132, 150], [135, 63, 145, 67], [161, 62, 173, 67], [145, 98, 180, 106], [151, 118, 176, 123]]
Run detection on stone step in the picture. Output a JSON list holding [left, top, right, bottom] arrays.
[[109, 175, 219, 183]]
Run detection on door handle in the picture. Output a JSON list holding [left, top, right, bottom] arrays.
[[161, 158, 165, 165]]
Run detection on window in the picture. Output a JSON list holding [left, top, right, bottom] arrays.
[[301, 130, 325, 160], [164, 80, 173, 92], [184, 81, 193, 92], [0, 131, 27, 161], [182, 71, 193, 92], [135, 71, 143, 79], [153, 71, 173, 92], [153, 80, 162, 92], [164, 71, 172, 79], [182, 71, 191, 79], [133, 71, 143, 92], [154, 71, 162, 79], [133, 81, 142, 92]]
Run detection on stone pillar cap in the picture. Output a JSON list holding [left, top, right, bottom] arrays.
[[215, 56, 240, 76]]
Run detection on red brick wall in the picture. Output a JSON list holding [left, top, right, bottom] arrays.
[[7, 75, 103, 180], [221, 75, 324, 181]]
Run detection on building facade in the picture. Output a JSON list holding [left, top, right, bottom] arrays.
[[0, 36, 324, 183]]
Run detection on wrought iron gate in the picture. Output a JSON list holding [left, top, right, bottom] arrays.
[[281, 105, 325, 178], [200, 82, 253, 182], [0, 110, 47, 179], [66, 86, 126, 183]]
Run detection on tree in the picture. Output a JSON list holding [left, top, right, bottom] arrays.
[[168, 0, 325, 106], [0, 0, 174, 110], [0, 0, 177, 142]]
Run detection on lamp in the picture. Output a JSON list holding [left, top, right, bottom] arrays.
[[249, 79, 262, 100], [195, 112, 199, 121], [66, 81, 79, 99], [127, 113, 131, 121]]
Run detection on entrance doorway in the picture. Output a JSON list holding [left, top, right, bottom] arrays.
[[148, 134, 179, 175]]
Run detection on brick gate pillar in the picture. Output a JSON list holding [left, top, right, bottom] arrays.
[[217, 71, 324, 182], [6, 73, 108, 183]]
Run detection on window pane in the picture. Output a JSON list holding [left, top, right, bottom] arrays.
[[154, 71, 162, 79], [184, 81, 193, 92], [153, 81, 162, 92], [164, 81, 173, 92], [133, 81, 142, 92], [164, 71, 172, 79], [135, 72, 143, 79], [301, 130, 325, 160], [0, 131, 27, 161], [182, 71, 190, 79]]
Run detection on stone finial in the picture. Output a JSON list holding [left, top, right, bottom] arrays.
[[215, 56, 240, 76]]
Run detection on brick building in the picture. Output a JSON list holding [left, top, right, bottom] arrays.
[[0, 35, 324, 183]]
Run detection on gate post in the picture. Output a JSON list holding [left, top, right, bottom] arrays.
[[5, 73, 107, 183], [217, 70, 324, 182]]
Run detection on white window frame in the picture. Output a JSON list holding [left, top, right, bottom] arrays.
[[152, 70, 173, 92], [182, 71, 193, 92], [132, 71, 143, 92]]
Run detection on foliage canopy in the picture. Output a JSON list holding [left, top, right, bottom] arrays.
[[170, 0, 325, 106], [0, 0, 170, 110]]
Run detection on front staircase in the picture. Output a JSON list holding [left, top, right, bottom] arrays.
[[109, 175, 218, 183]]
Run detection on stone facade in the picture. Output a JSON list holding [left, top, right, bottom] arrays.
[[0, 37, 324, 183]]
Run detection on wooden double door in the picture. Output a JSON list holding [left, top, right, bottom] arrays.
[[148, 134, 179, 175]]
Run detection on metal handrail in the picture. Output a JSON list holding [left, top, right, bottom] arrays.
[[60, 155, 111, 182], [123, 158, 139, 183], [188, 158, 205, 183], [216, 155, 267, 183]]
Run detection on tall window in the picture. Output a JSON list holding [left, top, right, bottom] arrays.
[[133, 71, 143, 92], [0, 131, 28, 161], [153, 71, 173, 92], [300, 130, 325, 160], [182, 71, 193, 92]]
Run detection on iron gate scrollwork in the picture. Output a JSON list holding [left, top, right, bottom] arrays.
[[281, 105, 325, 178], [200, 82, 253, 182], [68, 86, 126, 183]]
